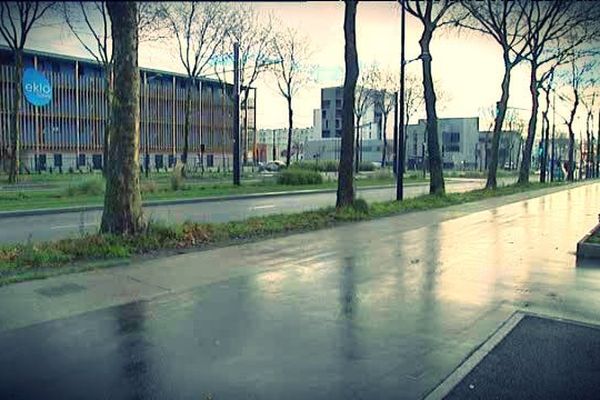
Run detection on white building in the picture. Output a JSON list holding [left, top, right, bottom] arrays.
[[257, 127, 316, 161], [405, 117, 481, 170], [320, 86, 383, 140], [305, 117, 493, 170], [304, 138, 385, 164], [312, 109, 322, 139]]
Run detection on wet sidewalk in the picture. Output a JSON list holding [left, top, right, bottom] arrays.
[[0, 181, 599, 399]]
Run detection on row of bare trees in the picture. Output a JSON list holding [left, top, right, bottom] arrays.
[[460, 0, 600, 186], [336, 0, 600, 208], [160, 2, 315, 171]]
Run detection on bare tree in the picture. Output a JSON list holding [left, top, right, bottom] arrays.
[[505, 110, 526, 170], [354, 65, 377, 173], [59, 2, 165, 176], [226, 4, 275, 165], [538, 66, 557, 183], [336, 0, 358, 208], [212, 41, 233, 173], [582, 88, 597, 179], [100, 1, 144, 234], [400, 0, 456, 195], [0, 1, 54, 183], [558, 54, 596, 181], [371, 66, 396, 167], [404, 73, 425, 128], [459, 1, 530, 189], [517, 0, 598, 184], [401, 72, 428, 169], [61, 1, 112, 175], [272, 27, 314, 167], [162, 1, 228, 173]]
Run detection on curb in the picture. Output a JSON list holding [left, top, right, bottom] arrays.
[[0, 184, 401, 219]]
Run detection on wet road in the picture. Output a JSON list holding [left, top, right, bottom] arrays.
[[0, 182, 599, 399], [0, 178, 495, 244]]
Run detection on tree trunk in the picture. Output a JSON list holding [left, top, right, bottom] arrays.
[[586, 113, 591, 179], [101, 1, 145, 235], [8, 50, 23, 184], [355, 115, 361, 174], [244, 93, 253, 165], [486, 59, 512, 189], [566, 86, 579, 182], [541, 105, 550, 183], [182, 78, 192, 174], [242, 93, 248, 165], [336, 0, 358, 208], [419, 28, 444, 195], [597, 108, 600, 177], [102, 71, 112, 177], [404, 116, 410, 171], [381, 111, 388, 167], [518, 61, 539, 185], [285, 96, 293, 167]]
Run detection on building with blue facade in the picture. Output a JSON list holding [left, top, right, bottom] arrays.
[[0, 45, 256, 172]]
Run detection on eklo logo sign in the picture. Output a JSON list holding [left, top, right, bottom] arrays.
[[22, 68, 52, 107]]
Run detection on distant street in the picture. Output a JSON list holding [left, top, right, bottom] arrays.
[[0, 178, 502, 244], [0, 182, 598, 399]]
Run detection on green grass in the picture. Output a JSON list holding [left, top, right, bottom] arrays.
[[587, 235, 600, 244], [0, 180, 570, 285], [277, 169, 323, 185], [586, 229, 600, 244], [0, 175, 425, 212]]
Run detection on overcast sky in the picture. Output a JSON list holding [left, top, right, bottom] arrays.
[[21, 1, 587, 136]]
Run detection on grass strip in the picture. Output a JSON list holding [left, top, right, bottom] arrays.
[[0, 176, 424, 212]]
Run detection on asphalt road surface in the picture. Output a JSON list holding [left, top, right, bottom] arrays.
[[0, 178, 498, 244], [0, 182, 598, 399]]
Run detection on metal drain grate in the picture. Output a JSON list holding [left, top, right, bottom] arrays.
[[35, 283, 86, 297]]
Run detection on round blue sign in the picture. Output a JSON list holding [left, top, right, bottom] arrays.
[[22, 68, 52, 106]]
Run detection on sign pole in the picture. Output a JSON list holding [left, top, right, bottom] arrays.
[[233, 42, 241, 186], [34, 56, 39, 173], [396, 3, 406, 201]]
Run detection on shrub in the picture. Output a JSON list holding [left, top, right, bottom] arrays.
[[370, 169, 394, 181], [289, 160, 338, 172], [358, 161, 376, 171], [351, 198, 369, 213], [141, 180, 159, 194], [53, 235, 130, 259], [170, 163, 185, 191], [276, 169, 323, 185], [334, 199, 370, 221], [64, 179, 104, 197]]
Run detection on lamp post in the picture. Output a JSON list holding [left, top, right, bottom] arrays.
[[396, 1, 405, 201], [551, 89, 556, 181], [272, 130, 276, 161], [233, 42, 241, 186]]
